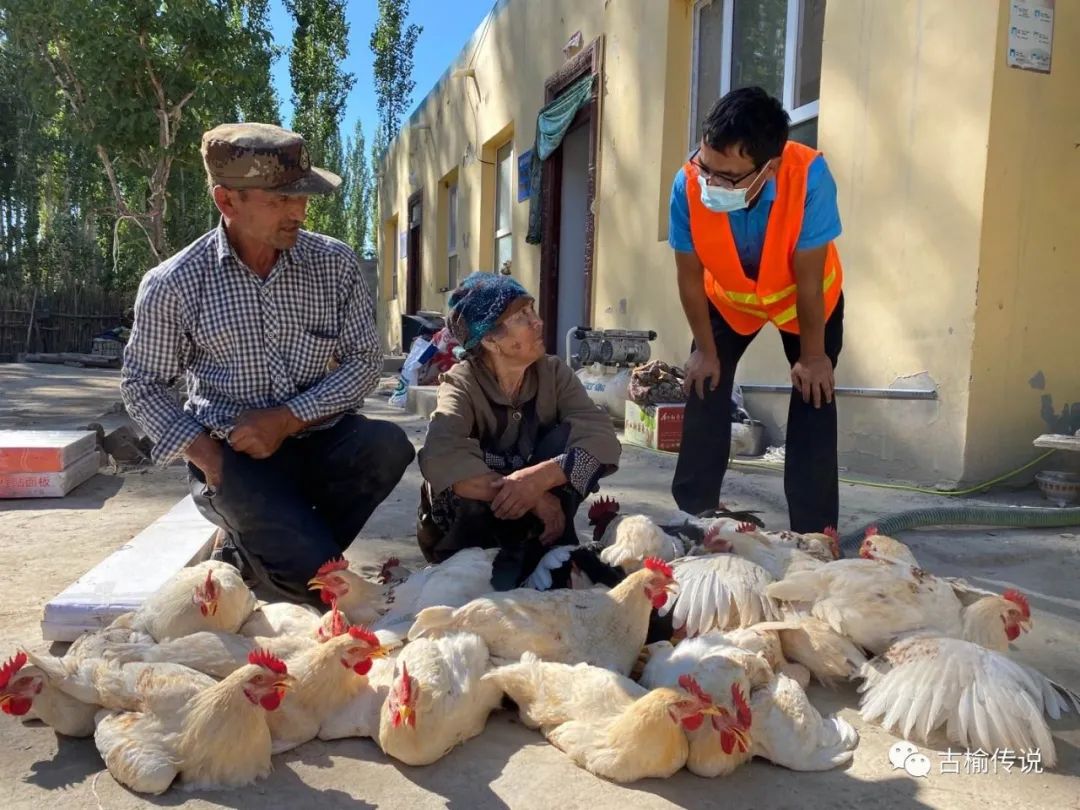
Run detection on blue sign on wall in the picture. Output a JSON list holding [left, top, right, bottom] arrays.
[[518, 149, 533, 202]]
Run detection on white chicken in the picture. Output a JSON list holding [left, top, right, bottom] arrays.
[[0, 651, 98, 737], [484, 652, 722, 782], [308, 549, 498, 634], [639, 636, 761, 777], [374, 548, 498, 635], [748, 672, 860, 771], [306, 557, 386, 625], [99, 604, 395, 681], [408, 558, 676, 676], [376, 633, 502, 765], [704, 523, 827, 579], [316, 655, 397, 741], [93, 649, 294, 794], [857, 527, 919, 566], [858, 635, 1080, 768], [265, 625, 388, 753], [238, 601, 322, 638], [753, 617, 868, 687], [588, 498, 692, 566], [659, 553, 781, 637], [766, 559, 1033, 654], [711, 626, 813, 689], [22, 649, 215, 714], [642, 634, 859, 772], [108, 560, 256, 642]]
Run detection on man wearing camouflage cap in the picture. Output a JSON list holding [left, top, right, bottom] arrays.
[[122, 123, 414, 604]]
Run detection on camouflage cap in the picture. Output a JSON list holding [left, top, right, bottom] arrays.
[[201, 122, 342, 196]]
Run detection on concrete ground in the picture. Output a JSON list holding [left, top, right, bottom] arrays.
[[0, 367, 1078, 809]]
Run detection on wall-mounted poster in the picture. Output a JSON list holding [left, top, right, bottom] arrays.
[[1008, 0, 1054, 74]]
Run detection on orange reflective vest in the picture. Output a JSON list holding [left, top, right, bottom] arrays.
[[685, 141, 843, 336]]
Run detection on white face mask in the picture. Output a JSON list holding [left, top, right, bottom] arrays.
[[696, 160, 771, 214], [700, 183, 752, 214]]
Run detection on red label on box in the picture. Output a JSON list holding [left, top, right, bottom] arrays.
[[655, 407, 685, 451]]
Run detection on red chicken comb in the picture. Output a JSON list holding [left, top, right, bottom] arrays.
[[643, 557, 674, 579], [320, 605, 349, 641], [823, 526, 839, 540], [316, 558, 350, 577], [348, 626, 380, 646], [587, 496, 620, 522], [399, 662, 412, 702], [377, 556, 402, 584], [0, 651, 27, 689], [736, 522, 757, 534], [677, 673, 713, 705], [865, 526, 879, 538], [1003, 589, 1031, 619], [731, 683, 752, 728], [248, 649, 288, 675]]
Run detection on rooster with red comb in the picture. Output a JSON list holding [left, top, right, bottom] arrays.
[[483, 651, 726, 782], [409, 557, 676, 676], [94, 648, 295, 793], [374, 632, 501, 765]]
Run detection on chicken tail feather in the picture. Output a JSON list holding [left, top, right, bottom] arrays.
[[406, 606, 456, 640]]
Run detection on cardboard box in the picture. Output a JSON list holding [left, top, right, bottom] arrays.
[[624, 401, 686, 452], [0, 430, 98, 473], [0, 449, 102, 498]]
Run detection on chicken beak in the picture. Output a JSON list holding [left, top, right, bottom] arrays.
[[370, 645, 389, 659], [397, 705, 413, 727], [700, 704, 722, 716], [307, 576, 326, 591], [274, 674, 297, 690]]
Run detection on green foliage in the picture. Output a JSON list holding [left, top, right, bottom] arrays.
[[343, 120, 373, 258], [285, 0, 353, 241], [370, 0, 422, 144], [0, 0, 281, 296]]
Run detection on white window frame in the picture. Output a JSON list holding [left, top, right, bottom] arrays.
[[689, 0, 821, 149], [447, 182, 459, 289], [494, 140, 514, 272]]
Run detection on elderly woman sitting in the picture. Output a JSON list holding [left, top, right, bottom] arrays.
[[417, 272, 621, 590]]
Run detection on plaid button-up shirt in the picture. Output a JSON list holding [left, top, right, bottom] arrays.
[[121, 222, 382, 465]]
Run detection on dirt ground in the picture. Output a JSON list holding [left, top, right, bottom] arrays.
[[1, 367, 1078, 809]]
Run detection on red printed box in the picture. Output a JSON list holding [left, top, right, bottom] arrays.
[[0, 430, 98, 473], [624, 401, 686, 452], [0, 450, 102, 498]]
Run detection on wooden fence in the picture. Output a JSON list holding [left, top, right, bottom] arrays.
[[0, 286, 130, 360]]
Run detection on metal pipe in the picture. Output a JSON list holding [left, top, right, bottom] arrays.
[[737, 384, 938, 400]]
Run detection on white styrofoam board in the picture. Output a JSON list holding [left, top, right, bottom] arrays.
[[0, 430, 98, 473], [1034, 433, 1080, 452], [0, 449, 102, 498], [41, 495, 217, 641]]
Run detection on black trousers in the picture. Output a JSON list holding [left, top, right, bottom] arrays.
[[189, 414, 415, 604], [426, 422, 583, 591], [672, 296, 844, 533]]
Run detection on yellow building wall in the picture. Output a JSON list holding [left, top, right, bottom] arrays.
[[378, 0, 1073, 485], [376, 0, 695, 357], [377, 0, 606, 351], [964, 1, 1080, 481], [730, 0, 1000, 485]]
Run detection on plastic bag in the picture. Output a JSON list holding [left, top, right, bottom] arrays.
[[389, 337, 436, 408]]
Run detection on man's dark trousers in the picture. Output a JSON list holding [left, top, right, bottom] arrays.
[[672, 296, 844, 533], [190, 414, 415, 604]]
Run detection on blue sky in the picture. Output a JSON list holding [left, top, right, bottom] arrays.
[[268, 0, 497, 143]]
